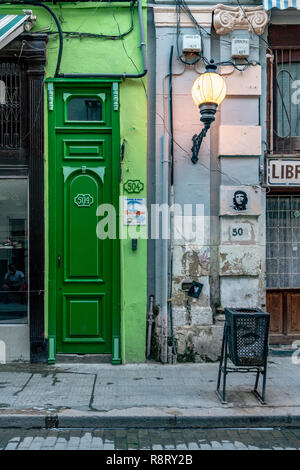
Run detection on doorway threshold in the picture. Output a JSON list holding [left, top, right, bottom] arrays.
[[56, 354, 112, 364]]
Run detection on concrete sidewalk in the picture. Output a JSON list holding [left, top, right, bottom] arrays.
[[0, 357, 299, 429]]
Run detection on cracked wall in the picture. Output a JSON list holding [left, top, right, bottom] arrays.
[[151, 3, 267, 363]]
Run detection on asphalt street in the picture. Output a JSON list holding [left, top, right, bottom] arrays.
[[0, 427, 300, 450]]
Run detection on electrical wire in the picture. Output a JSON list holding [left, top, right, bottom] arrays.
[[175, 0, 203, 66], [72, 1, 102, 32], [236, 0, 272, 52], [174, 0, 257, 71], [41, 0, 136, 41], [109, 0, 147, 94], [155, 109, 243, 186]]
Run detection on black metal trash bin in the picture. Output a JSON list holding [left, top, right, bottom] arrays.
[[216, 308, 270, 405], [226, 308, 270, 367]]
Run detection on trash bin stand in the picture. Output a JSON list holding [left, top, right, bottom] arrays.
[[216, 323, 268, 405]]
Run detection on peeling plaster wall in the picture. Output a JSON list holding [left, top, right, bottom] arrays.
[[152, 7, 215, 362], [151, 2, 267, 362], [214, 27, 267, 357]]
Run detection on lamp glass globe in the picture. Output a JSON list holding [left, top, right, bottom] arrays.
[[192, 72, 226, 107]]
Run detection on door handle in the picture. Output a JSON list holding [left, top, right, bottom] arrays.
[[57, 255, 61, 268]]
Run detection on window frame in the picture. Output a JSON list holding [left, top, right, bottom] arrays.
[[268, 25, 300, 155], [0, 175, 29, 324]]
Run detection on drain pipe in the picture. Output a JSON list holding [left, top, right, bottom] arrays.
[[58, 0, 147, 79], [161, 135, 169, 364], [168, 45, 177, 360], [146, 295, 154, 359]]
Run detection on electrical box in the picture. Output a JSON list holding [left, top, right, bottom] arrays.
[[182, 34, 201, 53], [187, 281, 203, 299], [181, 280, 203, 298], [231, 38, 250, 58]]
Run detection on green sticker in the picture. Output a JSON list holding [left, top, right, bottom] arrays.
[[123, 179, 144, 194]]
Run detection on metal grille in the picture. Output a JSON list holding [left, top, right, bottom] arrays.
[[273, 49, 300, 154], [266, 195, 300, 288], [225, 309, 270, 367], [0, 63, 21, 149]]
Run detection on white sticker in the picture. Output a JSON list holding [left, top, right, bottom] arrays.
[[124, 197, 146, 226]]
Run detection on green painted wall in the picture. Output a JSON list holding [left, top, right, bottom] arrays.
[[0, 1, 147, 363]]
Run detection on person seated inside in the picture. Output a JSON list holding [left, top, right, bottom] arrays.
[[2, 264, 25, 304]]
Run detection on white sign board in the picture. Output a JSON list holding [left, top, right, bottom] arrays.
[[229, 223, 252, 241], [267, 159, 300, 186]]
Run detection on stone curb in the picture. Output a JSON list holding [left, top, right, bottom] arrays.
[[0, 413, 299, 429]]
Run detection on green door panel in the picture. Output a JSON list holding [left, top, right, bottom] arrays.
[[48, 82, 120, 356], [66, 169, 103, 280], [63, 294, 108, 345], [60, 134, 111, 161]]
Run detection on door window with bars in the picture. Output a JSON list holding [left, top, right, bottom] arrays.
[[0, 63, 21, 149], [266, 196, 300, 288], [276, 57, 300, 140], [268, 26, 300, 154]]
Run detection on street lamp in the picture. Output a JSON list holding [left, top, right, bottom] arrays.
[[191, 60, 226, 164]]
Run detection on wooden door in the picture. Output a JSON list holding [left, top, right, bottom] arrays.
[[48, 82, 120, 357], [266, 195, 300, 343], [266, 290, 300, 343]]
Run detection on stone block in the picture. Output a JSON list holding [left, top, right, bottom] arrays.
[[220, 276, 262, 308], [172, 275, 210, 308], [220, 65, 262, 96], [172, 305, 213, 327], [219, 185, 262, 216], [218, 125, 261, 156], [220, 217, 258, 243], [219, 245, 260, 276], [172, 245, 210, 278], [174, 325, 224, 362], [219, 157, 260, 185], [154, 6, 213, 28], [220, 97, 259, 126]]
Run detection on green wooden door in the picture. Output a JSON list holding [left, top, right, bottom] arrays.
[[48, 81, 120, 358]]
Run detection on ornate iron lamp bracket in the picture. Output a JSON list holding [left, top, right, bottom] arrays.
[[191, 123, 210, 165]]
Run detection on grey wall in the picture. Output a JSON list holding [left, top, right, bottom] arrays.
[[148, 2, 300, 361]]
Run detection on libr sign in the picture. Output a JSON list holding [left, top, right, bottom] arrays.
[[267, 159, 300, 186]]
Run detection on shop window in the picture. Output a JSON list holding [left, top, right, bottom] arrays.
[[67, 97, 102, 121], [0, 179, 28, 323], [268, 26, 300, 154]]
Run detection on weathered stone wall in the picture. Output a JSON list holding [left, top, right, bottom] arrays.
[[150, 3, 268, 362]]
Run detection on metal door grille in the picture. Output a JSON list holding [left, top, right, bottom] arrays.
[[273, 48, 300, 154], [0, 63, 21, 149], [266, 195, 300, 288]]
